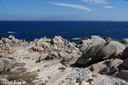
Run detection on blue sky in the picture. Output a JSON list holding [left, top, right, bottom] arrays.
[[0, 0, 128, 21]]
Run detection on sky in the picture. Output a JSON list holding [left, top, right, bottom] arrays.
[[0, 0, 128, 21]]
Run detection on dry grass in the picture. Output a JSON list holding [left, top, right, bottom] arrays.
[[0, 62, 38, 84], [13, 62, 26, 67], [18, 72, 38, 84]]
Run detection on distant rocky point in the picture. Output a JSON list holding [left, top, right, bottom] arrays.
[[0, 35, 128, 85]]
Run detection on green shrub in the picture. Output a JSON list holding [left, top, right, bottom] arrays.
[[6, 72, 19, 81], [18, 72, 38, 83], [14, 62, 26, 67], [0, 62, 38, 84], [16, 67, 27, 73]]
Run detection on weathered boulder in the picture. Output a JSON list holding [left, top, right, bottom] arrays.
[[120, 38, 128, 45], [76, 42, 114, 65], [89, 60, 108, 73], [89, 59, 123, 75], [110, 41, 125, 54], [76, 41, 124, 66], [8, 35, 15, 40], [76, 35, 106, 52], [51, 36, 78, 51], [117, 70, 128, 81], [1, 35, 27, 49], [36, 53, 49, 63], [59, 51, 69, 58], [29, 36, 81, 65], [122, 46, 128, 59], [2, 38, 12, 44], [0, 58, 11, 72], [29, 36, 79, 53], [116, 58, 128, 81], [120, 58, 128, 69], [107, 59, 123, 69], [51, 36, 64, 46], [35, 37, 51, 46]]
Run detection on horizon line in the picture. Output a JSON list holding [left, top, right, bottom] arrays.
[[1, 20, 128, 22]]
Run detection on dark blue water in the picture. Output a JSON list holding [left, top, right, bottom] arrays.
[[0, 21, 128, 41]]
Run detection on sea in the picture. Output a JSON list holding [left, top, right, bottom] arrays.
[[0, 21, 128, 41]]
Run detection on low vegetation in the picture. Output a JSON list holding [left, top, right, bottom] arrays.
[[0, 62, 38, 84]]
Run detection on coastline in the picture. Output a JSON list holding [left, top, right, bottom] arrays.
[[0, 35, 128, 85]]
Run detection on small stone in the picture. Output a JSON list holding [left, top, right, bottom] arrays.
[[58, 67, 66, 72], [86, 79, 93, 84], [8, 35, 15, 40]]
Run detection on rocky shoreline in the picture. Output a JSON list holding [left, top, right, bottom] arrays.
[[1, 35, 128, 85]]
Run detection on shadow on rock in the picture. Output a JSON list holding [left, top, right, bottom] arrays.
[[72, 41, 125, 68]]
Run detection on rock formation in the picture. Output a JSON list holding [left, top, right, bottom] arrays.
[[75, 41, 125, 66], [0, 58, 11, 72], [122, 46, 128, 59], [121, 38, 128, 45], [0, 35, 128, 85], [76, 35, 106, 52]]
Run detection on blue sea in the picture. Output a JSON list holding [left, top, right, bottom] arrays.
[[0, 21, 128, 41]]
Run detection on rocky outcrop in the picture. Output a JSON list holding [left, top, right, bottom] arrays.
[[0, 35, 128, 85], [117, 70, 128, 81], [0, 58, 11, 72], [57, 68, 127, 85], [122, 46, 128, 59], [28, 36, 81, 65], [121, 38, 128, 45], [120, 58, 128, 68], [0, 35, 28, 55], [110, 41, 125, 54], [75, 41, 125, 66], [89, 59, 123, 75], [76, 35, 106, 52], [117, 58, 128, 80]]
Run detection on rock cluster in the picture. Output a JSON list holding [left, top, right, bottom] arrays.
[[120, 38, 128, 45], [75, 38, 128, 82], [0, 35, 128, 85], [58, 68, 127, 85], [0, 35, 28, 56], [76, 41, 125, 66], [29, 36, 81, 65], [76, 35, 106, 52]]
